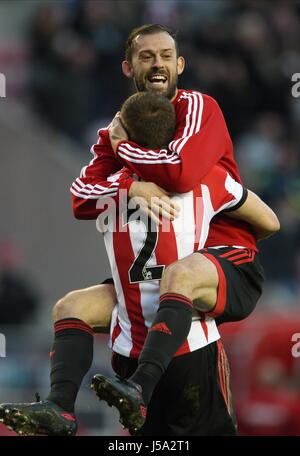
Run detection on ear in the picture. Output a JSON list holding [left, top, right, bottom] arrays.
[[177, 56, 185, 76], [122, 60, 134, 79]]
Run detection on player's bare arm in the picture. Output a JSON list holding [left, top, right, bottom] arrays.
[[227, 190, 280, 240]]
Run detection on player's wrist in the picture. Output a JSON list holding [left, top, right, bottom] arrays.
[[128, 181, 140, 199], [120, 176, 135, 197]]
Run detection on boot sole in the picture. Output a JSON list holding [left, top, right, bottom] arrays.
[[91, 375, 145, 435], [0, 407, 39, 435], [0, 406, 76, 436]]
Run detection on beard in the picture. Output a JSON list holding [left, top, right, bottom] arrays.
[[134, 73, 178, 100]]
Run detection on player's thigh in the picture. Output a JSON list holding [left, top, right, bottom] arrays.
[[162, 344, 237, 436], [53, 284, 116, 329], [161, 252, 219, 310], [140, 383, 168, 436], [201, 247, 265, 324], [190, 253, 219, 308]]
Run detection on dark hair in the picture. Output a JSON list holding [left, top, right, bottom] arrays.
[[121, 92, 176, 149], [125, 24, 179, 62]]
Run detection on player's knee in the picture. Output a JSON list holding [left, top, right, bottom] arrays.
[[52, 291, 79, 322], [161, 261, 193, 295]]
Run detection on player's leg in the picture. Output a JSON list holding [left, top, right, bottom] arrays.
[[153, 342, 237, 436], [48, 283, 116, 411], [91, 254, 218, 433], [0, 282, 117, 435], [128, 253, 218, 405], [93, 343, 237, 436], [92, 248, 263, 433], [93, 352, 167, 436], [200, 248, 265, 325], [53, 282, 116, 330], [159, 252, 219, 310], [132, 248, 264, 399]]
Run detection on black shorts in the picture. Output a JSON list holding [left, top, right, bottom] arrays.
[[199, 247, 265, 325], [112, 341, 237, 436]]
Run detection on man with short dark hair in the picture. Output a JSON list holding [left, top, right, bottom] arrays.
[[120, 92, 176, 149]]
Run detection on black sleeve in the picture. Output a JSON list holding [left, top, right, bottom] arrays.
[[223, 188, 248, 212]]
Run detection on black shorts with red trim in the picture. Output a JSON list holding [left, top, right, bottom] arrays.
[[112, 341, 237, 436], [200, 247, 265, 325]]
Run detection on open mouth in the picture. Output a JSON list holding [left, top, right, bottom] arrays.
[[146, 74, 168, 88]]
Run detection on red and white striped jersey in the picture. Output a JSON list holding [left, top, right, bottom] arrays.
[[71, 89, 257, 251], [100, 165, 246, 358]]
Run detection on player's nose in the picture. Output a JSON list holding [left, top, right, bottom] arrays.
[[152, 54, 164, 68]]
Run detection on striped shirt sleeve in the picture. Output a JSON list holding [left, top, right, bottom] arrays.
[[70, 129, 134, 219], [202, 166, 246, 216], [116, 93, 231, 193]]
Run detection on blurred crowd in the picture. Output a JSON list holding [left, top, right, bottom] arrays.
[[25, 0, 300, 301], [220, 312, 300, 436]]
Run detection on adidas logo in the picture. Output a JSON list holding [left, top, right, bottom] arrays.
[[60, 412, 76, 422], [149, 322, 172, 335], [140, 405, 147, 418]]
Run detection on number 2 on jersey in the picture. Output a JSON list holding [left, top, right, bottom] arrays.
[[125, 212, 165, 283]]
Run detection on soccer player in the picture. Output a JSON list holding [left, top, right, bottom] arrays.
[[0, 91, 278, 436], [89, 92, 279, 435]]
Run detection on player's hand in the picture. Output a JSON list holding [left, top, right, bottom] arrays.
[[109, 112, 128, 154], [129, 181, 180, 225]]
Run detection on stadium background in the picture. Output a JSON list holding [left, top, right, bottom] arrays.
[[0, 0, 299, 436]]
